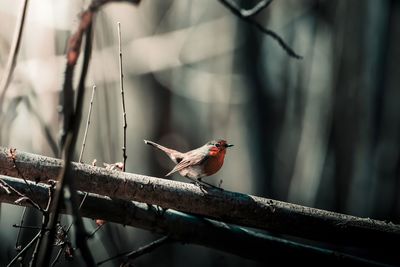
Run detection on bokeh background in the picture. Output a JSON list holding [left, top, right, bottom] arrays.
[[1, 0, 399, 266]]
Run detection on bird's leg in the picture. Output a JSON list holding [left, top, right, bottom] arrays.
[[198, 178, 223, 191]]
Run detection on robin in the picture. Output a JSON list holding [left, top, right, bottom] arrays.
[[144, 139, 233, 188]]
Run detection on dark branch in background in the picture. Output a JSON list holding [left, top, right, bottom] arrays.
[[0, 148, 399, 253], [0, 176, 392, 267], [118, 22, 128, 171], [15, 207, 27, 252], [79, 85, 96, 163], [97, 236, 171, 266], [0, 0, 29, 109], [219, 0, 302, 59], [38, 19, 96, 267]]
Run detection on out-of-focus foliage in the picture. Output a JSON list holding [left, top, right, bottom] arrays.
[[0, 0, 399, 266]]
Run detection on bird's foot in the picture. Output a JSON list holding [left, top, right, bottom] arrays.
[[192, 181, 208, 193]]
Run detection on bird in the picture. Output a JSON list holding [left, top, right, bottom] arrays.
[[144, 139, 233, 187]]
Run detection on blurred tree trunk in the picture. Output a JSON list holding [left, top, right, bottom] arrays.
[[371, 0, 400, 221], [239, 20, 282, 198], [331, 0, 367, 214]]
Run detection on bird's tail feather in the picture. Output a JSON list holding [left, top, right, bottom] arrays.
[[144, 140, 183, 164]]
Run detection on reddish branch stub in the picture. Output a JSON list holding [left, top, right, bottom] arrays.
[[66, 0, 142, 66], [67, 11, 93, 66]]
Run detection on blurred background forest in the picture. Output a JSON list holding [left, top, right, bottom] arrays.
[[0, 0, 399, 266]]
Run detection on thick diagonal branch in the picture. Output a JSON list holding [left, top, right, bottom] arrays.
[[0, 147, 399, 249]]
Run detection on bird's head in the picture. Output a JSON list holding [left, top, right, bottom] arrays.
[[207, 140, 234, 156]]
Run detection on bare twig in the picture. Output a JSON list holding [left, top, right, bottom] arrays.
[[88, 223, 105, 238], [0, 178, 43, 212], [118, 22, 127, 171], [219, 0, 302, 59], [8, 148, 44, 211], [15, 207, 27, 251], [223, 0, 273, 17], [7, 231, 41, 267], [13, 224, 42, 230], [97, 236, 171, 266], [0, 0, 29, 109], [29, 184, 54, 267], [79, 85, 96, 163], [50, 247, 64, 267]]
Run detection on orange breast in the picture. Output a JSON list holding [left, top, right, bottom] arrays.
[[203, 151, 226, 176]]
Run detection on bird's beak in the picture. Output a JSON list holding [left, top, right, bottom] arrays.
[[226, 144, 234, 148]]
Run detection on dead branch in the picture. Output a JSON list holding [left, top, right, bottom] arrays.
[[40, 21, 96, 267], [0, 147, 399, 250], [0, 175, 390, 266], [117, 22, 128, 171], [79, 85, 96, 163], [219, 0, 302, 59]]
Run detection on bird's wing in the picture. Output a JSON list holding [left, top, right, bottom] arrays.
[[165, 151, 208, 177]]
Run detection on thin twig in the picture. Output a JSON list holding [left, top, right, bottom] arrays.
[[0, 0, 29, 109], [97, 236, 171, 266], [79, 85, 96, 163], [0, 178, 43, 212], [7, 231, 41, 267], [9, 148, 44, 211], [50, 248, 64, 267], [15, 207, 27, 250], [88, 223, 104, 238], [13, 224, 42, 231], [118, 22, 127, 171], [28, 182, 54, 267], [218, 0, 302, 59]]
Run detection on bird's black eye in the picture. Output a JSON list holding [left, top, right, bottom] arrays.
[[215, 143, 220, 148]]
